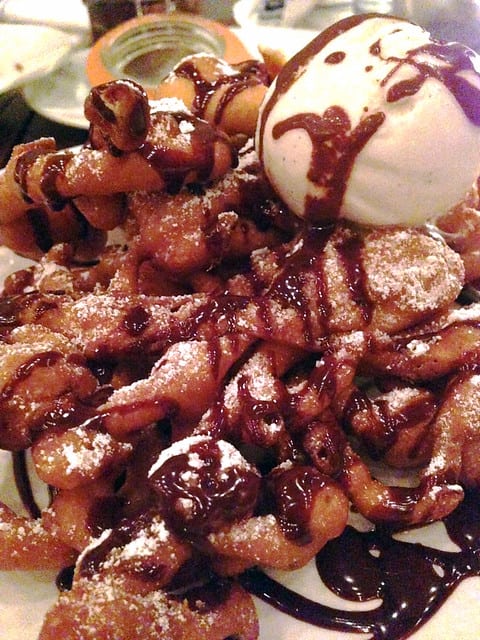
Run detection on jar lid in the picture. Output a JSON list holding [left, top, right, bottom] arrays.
[[86, 12, 252, 98]]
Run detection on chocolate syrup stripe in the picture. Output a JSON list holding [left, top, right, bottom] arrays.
[[12, 450, 41, 519], [241, 490, 480, 640], [257, 13, 382, 164], [174, 58, 268, 127]]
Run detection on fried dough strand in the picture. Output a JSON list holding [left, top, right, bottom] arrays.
[[0, 502, 76, 570], [0, 96, 236, 228], [39, 576, 259, 640], [155, 54, 270, 137]]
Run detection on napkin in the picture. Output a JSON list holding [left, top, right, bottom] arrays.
[[0, 23, 83, 93], [1, 0, 90, 33]]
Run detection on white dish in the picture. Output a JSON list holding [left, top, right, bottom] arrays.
[[0, 213, 479, 640], [23, 48, 91, 130], [1, 0, 89, 32], [0, 24, 83, 95], [21, 25, 317, 130]]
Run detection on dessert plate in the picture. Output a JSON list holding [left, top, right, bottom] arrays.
[[23, 48, 91, 129], [0, 219, 479, 638], [3, 21, 480, 637]]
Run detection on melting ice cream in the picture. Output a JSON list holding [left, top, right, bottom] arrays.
[[256, 13, 480, 226]]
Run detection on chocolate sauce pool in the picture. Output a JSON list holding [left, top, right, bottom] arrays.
[[13, 445, 480, 638], [241, 489, 480, 639]]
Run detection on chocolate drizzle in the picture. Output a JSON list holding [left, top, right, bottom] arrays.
[[39, 152, 73, 210], [12, 450, 41, 519], [149, 438, 261, 539], [174, 58, 268, 127], [85, 79, 150, 153], [267, 465, 333, 544], [139, 110, 231, 193], [13, 147, 72, 210], [0, 351, 62, 405], [380, 41, 480, 125], [271, 105, 385, 223], [265, 224, 372, 340], [241, 489, 480, 639], [325, 51, 346, 64], [257, 13, 378, 164], [26, 208, 54, 253]]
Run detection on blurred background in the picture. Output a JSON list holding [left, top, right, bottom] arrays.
[[1, 0, 479, 163], [233, 1, 480, 51]]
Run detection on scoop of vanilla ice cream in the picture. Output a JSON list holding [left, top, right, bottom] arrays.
[[256, 14, 480, 226]]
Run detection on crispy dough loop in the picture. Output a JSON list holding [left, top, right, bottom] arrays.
[[195, 341, 304, 446], [156, 53, 270, 137], [0, 502, 76, 570], [339, 442, 464, 526], [0, 290, 218, 359], [2, 244, 128, 297], [336, 370, 480, 525], [333, 383, 437, 467], [231, 226, 464, 350], [129, 160, 286, 276], [209, 464, 349, 571], [46, 478, 118, 552], [77, 510, 192, 593], [84, 79, 150, 153], [31, 425, 133, 490], [435, 179, 480, 284], [0, 325, 98, 451], [39, 575, 259, 640], [363, 303, 480, 381], [102, 333, 254, 438], [0, 93, 237, 228], [424, 370, 480, 490]]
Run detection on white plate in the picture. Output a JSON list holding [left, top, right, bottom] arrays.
[[1, 0, 89, 32], [23, 48, 91, 130], [0, 24, 83, 94], [233, 0, 353, 31], [21, 25, 318, 130]]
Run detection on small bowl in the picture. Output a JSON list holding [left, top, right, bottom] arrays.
[[86, 12, 252, 98]]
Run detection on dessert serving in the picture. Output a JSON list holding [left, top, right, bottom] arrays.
[[1, 12, 480, 640]]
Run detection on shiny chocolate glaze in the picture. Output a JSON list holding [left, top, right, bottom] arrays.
[[174, 57, 269, 127], [241, 489, 480, 639]]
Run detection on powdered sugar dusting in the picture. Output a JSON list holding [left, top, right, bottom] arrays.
[[149, 435, 208, 477], [61, 428, 121, 475], [365, 230, 464, 312]]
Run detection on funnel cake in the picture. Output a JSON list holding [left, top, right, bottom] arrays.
[[0, 20, 480, 640]]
